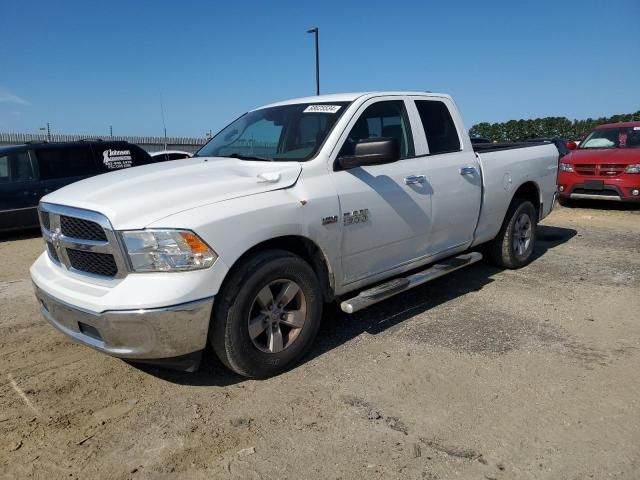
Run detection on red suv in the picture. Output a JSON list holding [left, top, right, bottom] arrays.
[[557, 121, 640, 204]]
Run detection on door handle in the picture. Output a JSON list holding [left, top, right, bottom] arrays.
[[404, 174, 426, 185], [459, 166, 477, 176]]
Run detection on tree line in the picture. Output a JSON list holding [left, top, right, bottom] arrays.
[[469, 111, 640, 143]]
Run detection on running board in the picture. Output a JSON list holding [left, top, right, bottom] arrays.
[[340, 252, 483, 314]]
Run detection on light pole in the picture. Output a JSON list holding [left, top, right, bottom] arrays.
[[306, 27, 320, 95], [39, 122, 51, 142]]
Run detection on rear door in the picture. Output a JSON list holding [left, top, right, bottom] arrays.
[[0, 149, 40, 230], [409, 97, 482, 254], [35, 144, 98, 197]]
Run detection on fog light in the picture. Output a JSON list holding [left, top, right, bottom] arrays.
[[632, 189, 640, 196], [558, 185, 565, 192]]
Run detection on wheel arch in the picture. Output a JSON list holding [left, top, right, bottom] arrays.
[[223, 235, 335, 303], [511, 181, 541, 220]]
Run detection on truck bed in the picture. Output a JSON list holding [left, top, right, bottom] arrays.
[[472, 141, 549, 153], [471, 142, 559, 247]]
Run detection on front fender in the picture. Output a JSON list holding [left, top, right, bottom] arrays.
[[147, 188, 341, 297]]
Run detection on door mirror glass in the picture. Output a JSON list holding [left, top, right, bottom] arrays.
[[338, 138, 400, 169]]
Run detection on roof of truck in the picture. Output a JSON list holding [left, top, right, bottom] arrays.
[[257, 91, 449, 109]]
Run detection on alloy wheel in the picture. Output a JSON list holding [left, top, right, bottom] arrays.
[[247, 279, 307, 353], [512, 212, 532, 258]]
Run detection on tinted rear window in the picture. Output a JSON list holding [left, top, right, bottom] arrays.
[[0, 150, 35, 183], [415, 100, 461, 154], [36, 146, 97, 179]]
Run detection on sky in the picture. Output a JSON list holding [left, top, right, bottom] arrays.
[[1, 0, 638, 138]]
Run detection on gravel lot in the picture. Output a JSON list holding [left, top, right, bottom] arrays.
[[1, 202, 639, 479]]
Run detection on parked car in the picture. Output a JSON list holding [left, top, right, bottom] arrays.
[[31, 91, 558, 377], [525, 137, 570, 158], [150, 150, 193, 162], [557, 121, 640, 204], [0, 140, 156, 232]]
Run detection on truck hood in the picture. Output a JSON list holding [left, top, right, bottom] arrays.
[[565, 148, 640, 164], [42, 157, 302, 229]]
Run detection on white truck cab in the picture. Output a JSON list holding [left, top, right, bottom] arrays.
[[31, 92, 558, 377]]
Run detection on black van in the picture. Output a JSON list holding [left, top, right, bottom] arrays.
[[0, 140, 156, 232]]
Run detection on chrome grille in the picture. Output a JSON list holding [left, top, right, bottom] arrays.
[[46, 242, 59, 263], [39, 203, 128, 279], [60, 216, 107, 241], [40, 211, 51, 231]]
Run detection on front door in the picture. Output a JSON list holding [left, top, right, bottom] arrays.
[[330, 97, 433, 284]]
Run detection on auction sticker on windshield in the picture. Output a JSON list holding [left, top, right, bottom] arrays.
[[303, 105, 342, 113]]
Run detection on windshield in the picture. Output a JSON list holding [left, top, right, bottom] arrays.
[[580, 126, 640, 149], [196, 102, 350, 161]]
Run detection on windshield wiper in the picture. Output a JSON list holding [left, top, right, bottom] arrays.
[[228, 153, 273, 162]]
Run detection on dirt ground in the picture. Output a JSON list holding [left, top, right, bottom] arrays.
[[1, 201, 639, 480]]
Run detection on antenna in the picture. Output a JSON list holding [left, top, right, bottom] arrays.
[[160, 94, 168, 150]]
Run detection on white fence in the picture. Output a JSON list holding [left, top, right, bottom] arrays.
[[0, 132, 207, 154]]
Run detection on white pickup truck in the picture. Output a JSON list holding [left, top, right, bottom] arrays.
[[31, 92, 558, 377]]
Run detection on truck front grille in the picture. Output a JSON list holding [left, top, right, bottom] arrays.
[[60, 216, 107, 241], [67, 249, 118, 277], [40, 211, 51, 231], [39, 203, 127, 279], [46, 242, 59, 263]]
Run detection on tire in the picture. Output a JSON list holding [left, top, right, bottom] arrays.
[[209, 250, 323, 378], [488, 199, 537, 269]]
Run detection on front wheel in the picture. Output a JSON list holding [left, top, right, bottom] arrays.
[[209, 250, 323, 378], [488, 200, 537, 269]]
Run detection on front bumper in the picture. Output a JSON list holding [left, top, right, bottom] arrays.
[[557, 172, 640, 203], [557, 183, 640, 203], [34, 284, 213, 361]]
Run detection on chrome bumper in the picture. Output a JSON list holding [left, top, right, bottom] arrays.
[[34, 284, 213, 360]]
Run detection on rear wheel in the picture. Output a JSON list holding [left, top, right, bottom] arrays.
[[209, 250, 323, 378], [489, 200, 537, 269]]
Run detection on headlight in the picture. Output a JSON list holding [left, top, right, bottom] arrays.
[[625, 164, 640, 174], [121, 229, 216, 272], [559, 163, 574, 172]]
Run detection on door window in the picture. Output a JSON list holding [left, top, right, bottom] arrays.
[[0, 151, 35, 183], [36, 146, 96, 179], [0, 156, 7, 182], [414, 100, 461, 154], [339, 100, 414, 159]]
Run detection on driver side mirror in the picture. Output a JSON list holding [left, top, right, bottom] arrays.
[[338, 137, 400, 170], [566, 140, 577, 151]]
